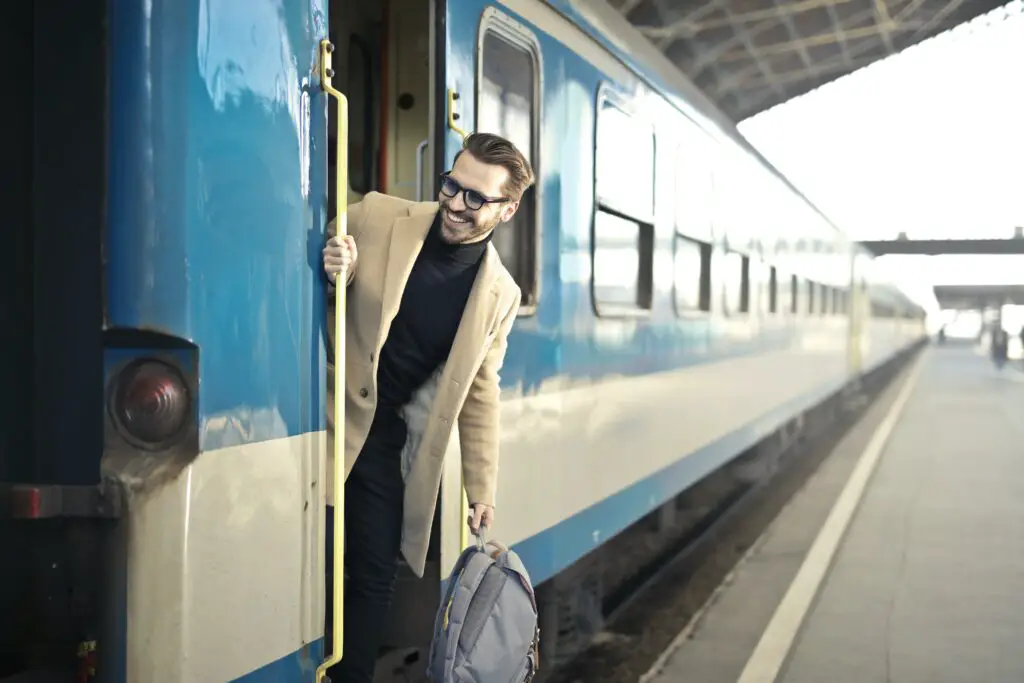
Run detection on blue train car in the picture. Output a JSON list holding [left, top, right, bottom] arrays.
[[0, 0, 924, 681]]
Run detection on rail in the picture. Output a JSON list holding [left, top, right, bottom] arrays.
[[318, 37, 348, 683]]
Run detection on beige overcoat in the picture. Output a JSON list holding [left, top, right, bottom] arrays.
[[325, 191, 520, 577]]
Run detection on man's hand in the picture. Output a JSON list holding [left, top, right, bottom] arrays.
[[322, 234, 357, 284], [468, 503, 495, 537]]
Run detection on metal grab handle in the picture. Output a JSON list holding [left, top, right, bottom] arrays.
[[318, 37, 348, 683], [415, 139, 429, 201], [447, 89, 469, 139]]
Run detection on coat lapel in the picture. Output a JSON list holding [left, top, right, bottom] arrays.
[[377, 202, 438, 348], [451, 245, 503, 367]]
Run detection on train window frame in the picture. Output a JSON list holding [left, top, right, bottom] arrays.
[[672, 233, 711, 315], [671, 134, 714, 317], [591, 85, 656, 319], [720, 248, 748, 317], [475, 8, 543, 316]]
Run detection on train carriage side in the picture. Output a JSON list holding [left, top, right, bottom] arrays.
[[2, 0, 336, 681]]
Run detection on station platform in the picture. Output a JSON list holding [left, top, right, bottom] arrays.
[[643, 345, 1024, 683]]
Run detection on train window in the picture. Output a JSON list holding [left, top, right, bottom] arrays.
[[721, 250, 746, 316], [805, 280, 816, 314], [593, 94, 655, 317], [672, 234, 711, 313], [593, 211, 653, 314], [820, 285, 830, 315], [740, 255, 751, 313], [790, 274, 799, 314], [596, 102, 655, 222], [674, 138, 714, 241], [776, 269, 791, 315], [768, 266, 778, 314], [752, 257, 772, 315], [478, 28, 540, 310], [746, 256, 759, 314]]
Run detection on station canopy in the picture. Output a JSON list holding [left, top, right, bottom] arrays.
[[609, 0, 1008, 122]]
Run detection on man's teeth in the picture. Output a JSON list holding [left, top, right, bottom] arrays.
[[446, 209, 469, 224]]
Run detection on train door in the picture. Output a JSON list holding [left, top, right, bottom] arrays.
[[324, 0, 440, 662], [435, 3, 543, 581]]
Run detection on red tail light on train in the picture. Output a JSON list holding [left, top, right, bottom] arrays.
[[110, 359, 191, 447]]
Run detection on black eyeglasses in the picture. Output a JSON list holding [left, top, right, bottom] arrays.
[[439, 173, 509, 211]]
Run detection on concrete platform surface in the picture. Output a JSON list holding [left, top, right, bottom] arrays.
[[645, 347, 1024, 683]]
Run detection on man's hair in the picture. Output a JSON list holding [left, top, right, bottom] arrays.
[[453, 132, 536, 201]]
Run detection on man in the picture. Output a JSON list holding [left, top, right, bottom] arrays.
[[321, 132, 534, 682]]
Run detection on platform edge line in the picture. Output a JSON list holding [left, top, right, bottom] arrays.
[[734, 349, 927, 683]]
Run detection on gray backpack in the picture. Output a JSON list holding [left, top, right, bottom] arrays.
[[426, 530, 540, 682]]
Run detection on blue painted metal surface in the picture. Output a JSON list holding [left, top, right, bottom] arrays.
[[105, 2, 328, 681], [106, 0, 329, 450], [231, 639, 324, 683]]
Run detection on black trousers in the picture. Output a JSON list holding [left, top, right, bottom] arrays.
[[325, 411, 407, 683]]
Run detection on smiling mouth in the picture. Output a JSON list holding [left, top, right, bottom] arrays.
[[444, 208, 470, 225]]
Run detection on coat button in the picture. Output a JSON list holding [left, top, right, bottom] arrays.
[[359, 388, 369, 398]]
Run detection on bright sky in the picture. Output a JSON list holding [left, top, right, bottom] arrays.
[[736, 0, 1024, 308]]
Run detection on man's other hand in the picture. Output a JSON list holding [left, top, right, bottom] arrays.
[[468, 503, 494, 537]]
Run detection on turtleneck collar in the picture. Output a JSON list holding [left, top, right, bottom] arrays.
[[421, 211, 492, 267]]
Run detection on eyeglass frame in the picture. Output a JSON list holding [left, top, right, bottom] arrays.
[[438, 172, 511, 211]]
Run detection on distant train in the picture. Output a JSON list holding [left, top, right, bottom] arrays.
[[1, 0, 923, 681]]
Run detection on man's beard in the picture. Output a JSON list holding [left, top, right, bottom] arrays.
[[438, 202, 500, 245]]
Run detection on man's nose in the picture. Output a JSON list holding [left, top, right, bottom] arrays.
[[447, 192, 467, 212]]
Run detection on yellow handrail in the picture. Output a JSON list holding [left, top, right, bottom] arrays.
[[317, 37, 348, 683]]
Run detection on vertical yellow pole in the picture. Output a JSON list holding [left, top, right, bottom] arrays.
[[318, 38, 348, 682], [460, 490, 470, 552]]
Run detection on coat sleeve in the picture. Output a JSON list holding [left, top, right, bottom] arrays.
[[458, 292, 521, 508], [326, 192, 374, 291], [325, 193, 375, 437]]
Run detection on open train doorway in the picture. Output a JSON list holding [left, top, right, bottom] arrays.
[[324, 0, 443, 669]]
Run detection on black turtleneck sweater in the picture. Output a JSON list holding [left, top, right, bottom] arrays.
[[368, 213, 490, 451]]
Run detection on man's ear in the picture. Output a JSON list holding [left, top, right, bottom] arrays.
[[500, 200, 520, 223]]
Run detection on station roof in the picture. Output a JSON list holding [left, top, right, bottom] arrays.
[[934, 284, 1024, 308], [609, 0, 1008, 122], [861, 236, 1024, 256]]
